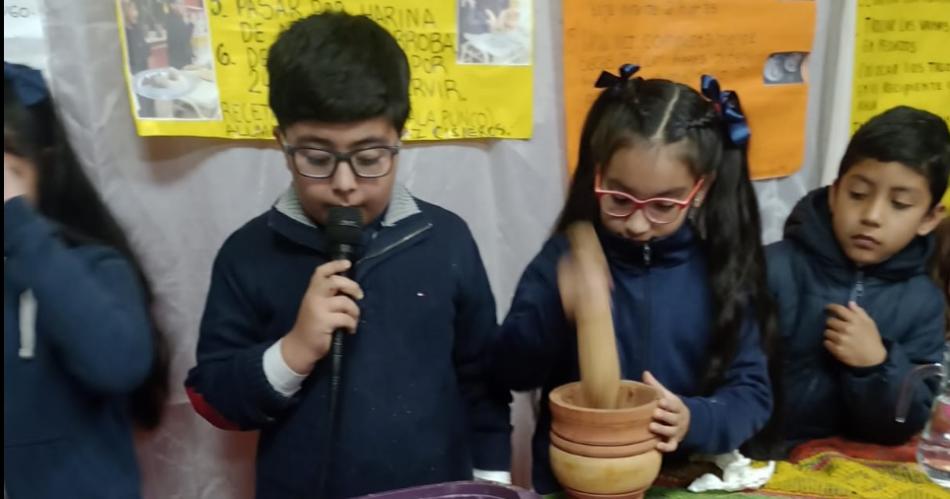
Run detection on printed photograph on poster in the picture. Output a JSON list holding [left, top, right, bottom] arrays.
[[763, 52, 809, 85], [456, 0, 531, 66], [118, 0, 534, 140], [118, 0, 221, 120]]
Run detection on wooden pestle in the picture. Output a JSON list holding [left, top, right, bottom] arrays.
[[565, 222, 622, 409]]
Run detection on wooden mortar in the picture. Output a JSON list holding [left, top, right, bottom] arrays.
[[550, 222, 662, 499]]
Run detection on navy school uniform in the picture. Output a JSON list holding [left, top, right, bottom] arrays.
[[185, 185, 512, 498], [4, 197, 153, 499], [492, 222, 772, 493], [766, 187, 944, 449]]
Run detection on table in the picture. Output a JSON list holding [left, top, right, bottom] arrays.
[[646, 437, 948, 498]]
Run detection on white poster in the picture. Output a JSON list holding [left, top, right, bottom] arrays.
[[4, 0, 49, 74]]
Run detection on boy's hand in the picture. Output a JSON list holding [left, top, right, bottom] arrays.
[[282, 260, 363, 374], [824, 301, 886, 368], [644, 371, 690, 453]]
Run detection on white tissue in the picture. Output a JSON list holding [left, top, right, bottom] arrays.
[[687, 450, 775, 493]]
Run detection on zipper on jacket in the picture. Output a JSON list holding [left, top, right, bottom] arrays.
[[848, 270, 865, 304], [357, 222, 433, 266], [643, 243, 652, 373]]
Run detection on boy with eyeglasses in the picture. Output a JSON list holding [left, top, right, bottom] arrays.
[[185, 12, 511, 498]]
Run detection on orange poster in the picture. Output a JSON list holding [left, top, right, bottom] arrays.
[[562, 0, 816, 179]]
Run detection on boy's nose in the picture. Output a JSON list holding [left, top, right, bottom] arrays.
[[860, 197, 885, 227], [331, 161, 358, 196]]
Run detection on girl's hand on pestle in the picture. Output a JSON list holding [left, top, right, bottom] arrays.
[[559, 223, 613, 321], [644, 371, 690, 453]]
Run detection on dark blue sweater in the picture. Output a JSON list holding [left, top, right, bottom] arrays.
[[4, 197, 153, 499], [492, 223, 772, 493], [184, 188, 511, 498], [767, 187, 944, 447]]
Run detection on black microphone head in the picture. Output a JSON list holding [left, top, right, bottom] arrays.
[[326, 207, 363, 250]]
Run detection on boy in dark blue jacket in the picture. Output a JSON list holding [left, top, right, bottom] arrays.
[[767, 106, 948, 450], [184, 13, 511, 498]]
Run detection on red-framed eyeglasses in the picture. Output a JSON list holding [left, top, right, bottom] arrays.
[[594, 173, 705, 225]]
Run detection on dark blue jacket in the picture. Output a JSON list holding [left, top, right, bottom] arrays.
[[4, 197, 153, 499], [184, 186, 511, 498], [492, 223, 772, 493], [767, 187, 944, 447]]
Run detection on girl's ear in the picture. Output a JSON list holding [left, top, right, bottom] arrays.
[[593, 162, 605, 186], [693, 173, 716, 208]]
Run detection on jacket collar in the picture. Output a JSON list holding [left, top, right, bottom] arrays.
[[267, 182, 432, 269]]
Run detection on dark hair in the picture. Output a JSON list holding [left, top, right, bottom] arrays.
[[267, 11, 411, 132], [839, 106, 950, 208], [557, 76, 777, 401], [4, 75, 169, 430]]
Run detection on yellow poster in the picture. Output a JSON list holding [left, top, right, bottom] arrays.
[[851, 0, 950, 132], [115, 0, 533, 141], [562, 0, 815, 180]]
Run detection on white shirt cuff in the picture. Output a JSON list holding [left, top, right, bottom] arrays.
[[263, 339, 308, 397], [473, 469, 512, 484]]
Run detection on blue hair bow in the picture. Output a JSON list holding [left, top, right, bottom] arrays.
[[595, 63, 640, 90], [700, 74, 750, 147], [4, 62, 50, 107]]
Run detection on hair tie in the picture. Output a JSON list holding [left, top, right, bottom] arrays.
[[700, 74, 750, 147], [4, 62, 50, 107], [595, 63, 640, 92]]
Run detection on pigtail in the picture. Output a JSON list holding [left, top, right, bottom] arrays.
[[690, 86, 782, 456]]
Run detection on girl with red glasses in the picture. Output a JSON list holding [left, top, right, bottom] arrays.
[[491, 65, 777, 494]]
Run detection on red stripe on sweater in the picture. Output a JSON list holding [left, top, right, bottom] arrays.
[[186, 386, 242, 431]]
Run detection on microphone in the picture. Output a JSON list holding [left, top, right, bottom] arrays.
[[325, 206, 363, 420], [321, 207, 363, 494], [326, 206, 363, 264]]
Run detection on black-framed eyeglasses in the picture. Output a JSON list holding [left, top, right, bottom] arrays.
[[282, 144, 400, 179]]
